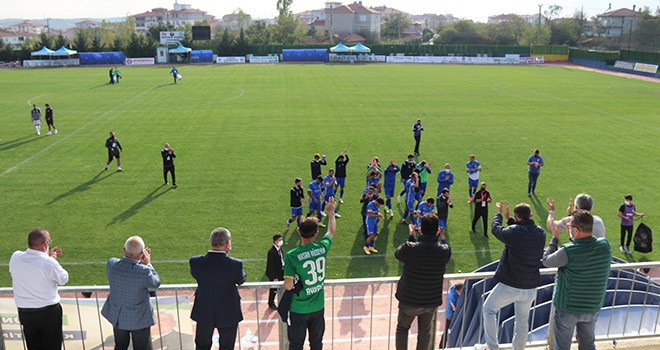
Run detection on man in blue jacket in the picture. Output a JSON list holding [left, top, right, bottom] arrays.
[[102, 236, 161, 350], [190, 227, 247, 350], [475, 202, 546, 350]]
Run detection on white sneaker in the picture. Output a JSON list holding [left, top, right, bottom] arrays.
[[37, 132, 40, 135], [625, 247, 632, 254], [46, 131, 52, 135], [334, 213, 341, 218], [620, 246, 626, 253], [104, 164, 108, 170], [117, 167, 123, 172], [54, 129, 58, 134], [390, 209, 394, 218], [339, 198, 344, 204], [397, 195, 401, 203], [321, 211, 327, 217]]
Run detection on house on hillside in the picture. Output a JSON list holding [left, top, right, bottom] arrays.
[[0, 31, 36, 48], [325, 1, 381, 40], [8, 20, 45, 34], [75, 20, 99, 29], [132, 2, 214, 33], [597, 8, 639, 37]]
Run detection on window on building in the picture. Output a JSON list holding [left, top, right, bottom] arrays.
[[359, 15, 367, 22]]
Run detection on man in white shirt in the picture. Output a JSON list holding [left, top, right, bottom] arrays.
[[9, 228, 69, 349], [548, 193, 605, 238]]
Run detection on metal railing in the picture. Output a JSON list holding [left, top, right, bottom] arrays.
[[0, 261, 658, 349]]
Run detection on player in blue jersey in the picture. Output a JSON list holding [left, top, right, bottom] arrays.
[[401, 173, 419, 224], [287, 178, 307, 229], [306, 176, 326, 228], [415, 197, 435, 229], [322, 169, 340, 218], [383, 160, 401, 217], [437, 163, 455, 196], [364, 197, 385, 255], [466, 154, 482, 203]]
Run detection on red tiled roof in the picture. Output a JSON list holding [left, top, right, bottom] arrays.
[[0, 31, 36, 37], [347, 3, 380, 14], [342, 33, 366, 43], [600, 8, 639, 17], [327, 5, 354, 14], [132, 10, 166, 17]]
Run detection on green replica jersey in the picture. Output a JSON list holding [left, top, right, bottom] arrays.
[[283, 235, 332, 314]]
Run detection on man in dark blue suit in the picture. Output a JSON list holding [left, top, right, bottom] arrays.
[[190, 227, 247, 350]]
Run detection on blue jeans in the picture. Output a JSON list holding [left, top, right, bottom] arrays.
[[482, 282, 536, 350], [553, 308, 598, 350], [528, 171, 540, 194]]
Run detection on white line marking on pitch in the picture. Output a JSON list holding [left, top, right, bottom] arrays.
[[2, 84, 244, 178]]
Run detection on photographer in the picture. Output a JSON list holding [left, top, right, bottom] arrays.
[[162, 143, 177, 188]]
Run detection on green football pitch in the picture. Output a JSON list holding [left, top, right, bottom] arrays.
[[0, 64, 658, 287]]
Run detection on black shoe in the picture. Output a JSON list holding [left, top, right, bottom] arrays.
[[268, 303, 277, 310], [165, 182, 168, 185], [172, 184, 177, 188]]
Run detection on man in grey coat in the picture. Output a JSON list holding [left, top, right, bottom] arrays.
[[101, 236, 161, 350]]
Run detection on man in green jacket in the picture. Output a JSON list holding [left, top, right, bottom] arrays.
[[542, 203, 611, 350]]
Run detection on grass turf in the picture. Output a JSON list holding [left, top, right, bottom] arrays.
[[0, 64, 658, 286]]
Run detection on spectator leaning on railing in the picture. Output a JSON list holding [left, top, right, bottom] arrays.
[[475, 202, 546, 350], [395, 213, 451, 350], [542, 206, 612, 350], [9, 228, 69, 350]]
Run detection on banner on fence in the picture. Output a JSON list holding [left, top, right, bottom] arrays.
[[385, 55, 544, 65], [216, 56, 246, 64], [249, 56, 279, 64], [633, 62, 659, 74], [125, 57, 155, 66], [328, 54, 386, 63], [23, 59, 80, 68], [614, 61, 636, 70]]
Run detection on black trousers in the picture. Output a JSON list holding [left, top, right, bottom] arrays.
[[621, 225, 634, 247], [163, 166, 176, 185], [195, 323, 238, 350], [472, 209, 489, 234], [18, 303, 63, 350], [414, 135, 421, 154], [113, 326, 152, 350], [288, 309, 325, 350]]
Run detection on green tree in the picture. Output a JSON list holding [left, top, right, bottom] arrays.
[[549, 18, 580, 45], [246, 21, 271, 45], [276, 0, 293, 17], [235, 28, 250, 55], [217, 28, 235, 55], [91, 28, 105, 51], [484, 16, 526, 45], [270, 13, 305, 44], [37, 33, 54, 49], [72, 28, 91, 52], [421, 28, 435, 43], [54, 34, 68, 48], [381, 13, 413, 41], [434, 20, 488, 44]]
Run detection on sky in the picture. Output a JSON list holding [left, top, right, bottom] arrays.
[[4, 0, 658, 22]]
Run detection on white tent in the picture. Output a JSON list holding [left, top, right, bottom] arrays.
[[168, 43, 192, 54], [329, 42, 351, 53], [349, 43, 371, 53]]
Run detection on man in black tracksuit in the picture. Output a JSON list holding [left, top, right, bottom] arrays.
[[471, 182, 492, 238], [105, 131, 122, 171], [162, 143, 176, 188], [397, 154, 416, 201], [310, 153, 327, 181]]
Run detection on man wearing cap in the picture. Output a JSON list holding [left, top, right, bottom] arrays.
[[527, 149, 544, 197]]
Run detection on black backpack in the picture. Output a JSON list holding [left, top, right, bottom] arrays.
[[633, 223, 653, 253]]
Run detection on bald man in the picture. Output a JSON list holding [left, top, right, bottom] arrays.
[[10, 228, 69, 349], [102, 236, 161, 350]]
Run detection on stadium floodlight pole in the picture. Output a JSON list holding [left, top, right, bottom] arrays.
[[536, 4, 543, 45]]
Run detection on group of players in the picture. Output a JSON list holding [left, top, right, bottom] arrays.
[[29, 104, 58, 136], [285, 149, 525, 255]]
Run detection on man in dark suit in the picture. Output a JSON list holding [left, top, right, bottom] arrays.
[[190, 227, 247, 350], [265, 234, 285, 309], [101, 236, 161, 350]]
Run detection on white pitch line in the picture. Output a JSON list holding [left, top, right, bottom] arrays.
[[0, 249, 501, 267], [2, 84, 245, 178]]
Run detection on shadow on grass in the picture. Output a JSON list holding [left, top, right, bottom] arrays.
[[89, 82, 115, 89], [529, 194, 548, 222], [107, 185, 172, 226], [469, 228, 493, 267], [0, 135, 46, 151], [48, 170, 118, 205]]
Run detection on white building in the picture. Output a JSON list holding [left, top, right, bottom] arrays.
[[132, 2, 214, 33], [8, 20, 45, 34], [0, 31, 35, 49], [597, 8, 639, 38]]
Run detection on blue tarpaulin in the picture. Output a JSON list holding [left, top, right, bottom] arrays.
[[79, 52, 125, 65]]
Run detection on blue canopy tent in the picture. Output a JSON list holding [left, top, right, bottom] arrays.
[[329, 42, 351, 53], [169, 42, 192, 63], [30, 46, 55, 59], [349, 43, 371, 53], [51, 46, 78, 58]]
